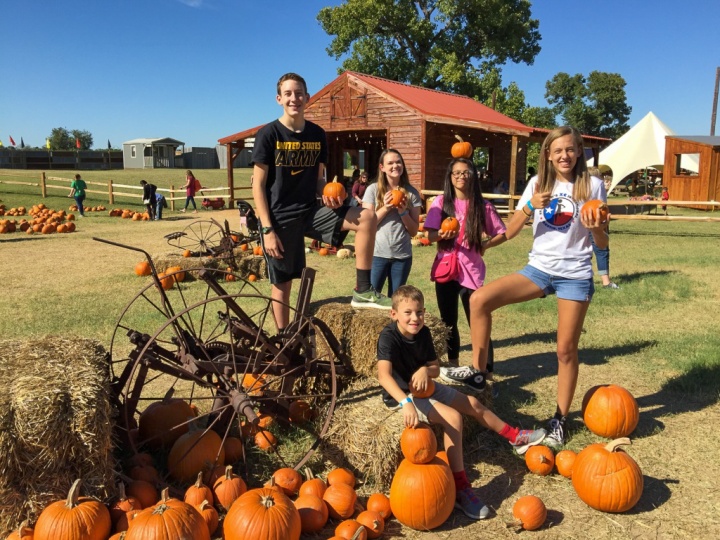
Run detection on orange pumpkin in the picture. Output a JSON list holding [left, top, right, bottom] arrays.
[[294, 494, 329, 534], [451, 134, 473, 158], [167, 428, 225, 484], [240, 243, 249, 251], [109, 483, 142, 527], [124, 488, 209, 540], [439, 217, 460, 233], [366, 493, 392, 520], [323, 177, 347, 201], [298, 468, 327, 499], [555, 449, 577, 478], [156, 272, 174, 290], [269, 467, 303, 497], [223, 487, 301, 540], [409, 378, 435, 399], [511, 495, 547, 531], [183, 249, 193, 258], [389, 457, 454, 530], [242, 373, 265, 396], [248, 274, 257, 282], [582, 384, 639, 438], [213, 465, 248, 512], [572, 438, 643, 513], [5, 521, 34, 540], [166, 265, 186, 283], [356, 510, 384, 539], [323, 483, 357, 520], [318, 247, 329, 256], [253, 245, 264, 256], [195, 500, 219, 536], [400, 423, 437, 464], [254, 429, 277, 451], [326, 467, 356, 489], [334, 519, 367, 540], [389, 189, 405, 207], [184, 472, 214, 507], [125, 480, 158, 509], [138, 393, 194, 449], [222, 436, 244, 464], [34, 479, 112, 540], [288, 400, 314, 422], [525, 445, 555, 476], [581, 199, 609, 223]]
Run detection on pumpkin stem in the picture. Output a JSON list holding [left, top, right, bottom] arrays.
[[65, 479, 82, 508], [199, 499, 211, 511], [605, 437, 632, 452], [331, 175, 338, 183], [454, 134, 465, 143], [303, 466, 315, 481], [160, 487, 171, 503], [117, 481, 128, 501], [350, 526, 367, 540], [224, 465, 234, 480], [260, 494, 277, 509], [195, 471, 204, 488], [162, 387, 175, 402]]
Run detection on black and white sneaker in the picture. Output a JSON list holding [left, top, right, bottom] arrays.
[[439, 366, 487, 392], [544, 417, 566, 451]]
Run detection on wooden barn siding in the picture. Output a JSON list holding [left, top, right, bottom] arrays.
[[663, 138, 719, 209]]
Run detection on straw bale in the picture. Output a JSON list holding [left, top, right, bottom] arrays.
[[321, 376, 492, 493], [312, 303, 450, 378], [153, 251, 266, 280], [0, 336, 115, 536]]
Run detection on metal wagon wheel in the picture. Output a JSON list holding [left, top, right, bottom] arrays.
[[165, 219, 226, 255], [117, 290, 344, 487]]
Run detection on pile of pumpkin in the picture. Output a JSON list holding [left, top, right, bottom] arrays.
[[70, 203, 106, 213], [0, 203, 78, 235], [108, 208, 153, 221], [134, 260, 259, 285], [0, 204, 27, 217], [520, 384, 643, 525]]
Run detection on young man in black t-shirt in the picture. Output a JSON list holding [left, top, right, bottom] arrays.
[[377, 285, 546, 520], [252, 73, 391, 332]]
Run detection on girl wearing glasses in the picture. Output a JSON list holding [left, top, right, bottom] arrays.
[[362, 149, 422, 296], [424, 158, 507, 373]]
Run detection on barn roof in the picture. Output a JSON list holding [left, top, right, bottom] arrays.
[[218, 71, 531, 144], [123, 137, 185, 145]]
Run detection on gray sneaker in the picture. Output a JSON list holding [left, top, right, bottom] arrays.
[[603, 282, 620, 290], [350, 287, 392, 309], [439, 365, 487, 391], [455, 487, 490, 520], [510, 428, 547, 456], [543, 418, 566, 451]]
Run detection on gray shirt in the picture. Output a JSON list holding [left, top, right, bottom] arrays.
[[363, 183, 422, 259]]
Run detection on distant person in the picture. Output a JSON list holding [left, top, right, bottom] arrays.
[[351, 170, 369, 207], [251, 72, 391, 334], [376, 285, 546, 520], [588, 167, 619, 289], [68, 173, 87, 217], [182, 170, 199, 213], [661, 186, 670, 215], [155, 192, 167, 221], [140, 180, 157, 220]]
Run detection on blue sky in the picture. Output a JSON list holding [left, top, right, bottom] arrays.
[[3, 0, 719, 149]]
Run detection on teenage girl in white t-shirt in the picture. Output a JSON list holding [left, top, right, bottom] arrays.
[[462, 126, 609, 450]]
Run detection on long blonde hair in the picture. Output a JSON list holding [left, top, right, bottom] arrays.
[[374, 149, 410, 210], [536, 126, 591, 202]]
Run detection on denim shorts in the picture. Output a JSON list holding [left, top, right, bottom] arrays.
[[518, 264, 594, 302]]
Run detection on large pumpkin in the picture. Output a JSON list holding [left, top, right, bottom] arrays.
[[124, 488, 209, 540], [223, 487, 301, 540], [34, 479, 111, 540], [582, 384, 639, 438], [167, 427, 225, 483], [451, 135, 473, 159], [400, 423, 437, 464], [572, 438, 643, 513], [138, 391, 195, 449], [389, 457, 455, 530]]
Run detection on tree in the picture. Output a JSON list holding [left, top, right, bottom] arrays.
[[544, 71, 631, 139], [47, 127, 93, 150], [317, 0, 541, 99]]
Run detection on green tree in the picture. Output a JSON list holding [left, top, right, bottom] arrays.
[[544, 71, 631, 139], [72, 129, 93, 150], [317, 0, 541, 99], [48, 127, 94, 150]]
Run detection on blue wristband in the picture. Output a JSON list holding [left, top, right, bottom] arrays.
[[526, 201, 535, 212], [399, 396, 412, 406], [398, 210, 408, 217]]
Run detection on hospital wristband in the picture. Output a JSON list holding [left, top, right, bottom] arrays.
[[399, 396, 412, 406]]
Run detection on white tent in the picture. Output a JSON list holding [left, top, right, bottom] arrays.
[[589, 111, 698, 193]]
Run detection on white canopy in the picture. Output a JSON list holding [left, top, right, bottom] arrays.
[[589, 111, 698, 193]]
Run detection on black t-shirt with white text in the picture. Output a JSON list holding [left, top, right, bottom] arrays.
[[376, 322, 437, 404], [251, 119, 328, 224]]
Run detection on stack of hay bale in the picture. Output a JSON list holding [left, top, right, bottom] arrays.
[[312, 303, 491, 492], [153, 246, 267, 280], [0, 337, 115, 536]]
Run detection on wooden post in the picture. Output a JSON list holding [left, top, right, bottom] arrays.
[[711, 67, 720, 136], [40, 172, 47, 198], [170, 184, 175, 211], [508, 136, 518, 212], [108, 179, 114, 205], [226, 143, 235, 204]]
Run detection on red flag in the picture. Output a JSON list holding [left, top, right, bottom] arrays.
[[75, 137, 81, 149], [9, 136, 16, 146]]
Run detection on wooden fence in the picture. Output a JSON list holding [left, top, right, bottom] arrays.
[[0, 171, 253, 211]]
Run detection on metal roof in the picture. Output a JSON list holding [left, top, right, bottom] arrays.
[[123, 138, 185, 145]]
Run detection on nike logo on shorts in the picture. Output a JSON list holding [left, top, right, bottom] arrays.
[[290, 169, 303, 175]]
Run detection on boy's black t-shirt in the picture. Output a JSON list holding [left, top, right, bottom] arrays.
[[376, 322, 437, 405], [251, 119, 328, 225]]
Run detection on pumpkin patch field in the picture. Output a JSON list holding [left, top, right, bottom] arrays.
[[1, 177, 719, 539]]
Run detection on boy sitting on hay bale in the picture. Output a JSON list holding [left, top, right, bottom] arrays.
[[377, 285, 547, 520]]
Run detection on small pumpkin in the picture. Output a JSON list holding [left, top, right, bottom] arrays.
[[525, 445, 555, 476], [254, 429, 277, 451], [183, 249, 192, 257], [166, 265, 186, 283], [581, 199, 609, 223], [298, 468, 327, 499], [318, 247, 329, 256], [572, 437, 643, 513], [269, 467, 303, 496], [34, 479, 112, 540], [288, 400, 314, 422], [223, 487, 301, 540], [389, 189, 405, 207], [335, 520, 367, 540], [110, 483, 142, 527], [184, 472, 214, 507], [156, 272, 174, 290], [555, 449, 577, 478], [134, 261, 152, 276], [323, 482, 358, 520], [356, 510, 384, 539], [326, 467, 356, 489], [366, 492, 392, 520], [294, 494, 329, 534], [222, 436, 244, 464], [510, 495, 547, 531], [409, 378, 435, 399], [6, 521, 34, 540], [195, 500, 219, 536], [125, 480, 158, 510], [253, 245, 264, 256], [582, 384, 639, 438], [212, 465, 248, 512], [439, 216, 460, 234], [400, 423, 437, 464], [138, 390, 195, 449], [451, 134, 473, 159], [323, 176, 347, 201]]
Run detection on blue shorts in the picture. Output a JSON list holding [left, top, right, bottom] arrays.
[[518, 264, 594, 302]]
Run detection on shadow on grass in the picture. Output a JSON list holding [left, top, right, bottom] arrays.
[[628, 475, 674, 514], [613, 269, 678, 285], [612, 229, 720, 239]]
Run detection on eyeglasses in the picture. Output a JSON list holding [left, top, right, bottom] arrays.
[[451, 170, 472, 178]]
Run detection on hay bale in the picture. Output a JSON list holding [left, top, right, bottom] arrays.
[[322, 377, 492, 493], [312, 303, 449, 378], [153, 251, 266, 280], [0, 337, 115, 536]]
